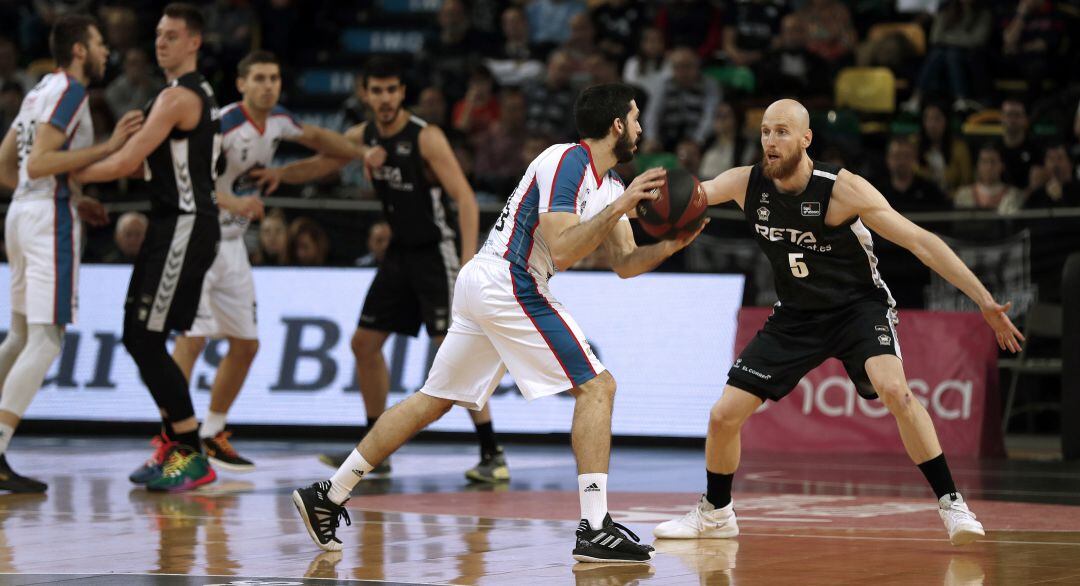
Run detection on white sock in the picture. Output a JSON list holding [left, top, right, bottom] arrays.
[[328, 449, 373, 504], [578, 473, 608, 530], [0, 423, 14, 455], [200, 410, 227, 439]]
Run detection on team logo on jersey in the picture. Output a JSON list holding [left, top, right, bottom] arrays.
[[801, 202, 821, 217], [760, 192, 770, 203], [757, 206, 770, 222], [878, 334, 892, 346], [396, 141, 412, 156]]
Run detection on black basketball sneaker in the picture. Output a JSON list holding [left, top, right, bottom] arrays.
[[0, 454, 46, 493], [292, 481, 352, 552], [573, 513, 655, 563], [202, 431, 255, 472]]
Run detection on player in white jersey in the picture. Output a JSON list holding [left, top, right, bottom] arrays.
[[164, 50, 365, 472], [292, 84, 705, 563], [0, 15, 142, 492]]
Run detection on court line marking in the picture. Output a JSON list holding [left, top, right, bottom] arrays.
[[742, 471, 1080, 499], [736, 532, 1080, 546], [0, 571, 443, 585]]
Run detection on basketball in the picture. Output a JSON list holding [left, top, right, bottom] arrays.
[[635, 168, 708, 240]]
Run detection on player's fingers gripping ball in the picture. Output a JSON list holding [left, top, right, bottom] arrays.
[[635, 168, 708, 240]]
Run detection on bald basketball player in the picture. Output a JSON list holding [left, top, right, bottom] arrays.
[[655, 99, 1023, 546]]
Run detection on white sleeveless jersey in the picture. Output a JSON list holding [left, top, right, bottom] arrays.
[[482, 142, 628, 279], [11, 72, 92, 201], [216, 102, 302, 239]]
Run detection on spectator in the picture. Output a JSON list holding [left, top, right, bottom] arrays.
[[203, 0, 256, 65], [591, 0, 647, 62], [722, 0, 790, 68], [999, 99, 1041, 190], [585, 51, 621, 87], [100, 7, 139, 81], [289, 217, 330, 266], [104, 212, 149, 264], [1071, 100, 1080, 181], [485, 6, 544, 87], [644, 48, 721, 152], [355, 221, 391, 267], [792, 0, 857, 66], [1025, 144, 1079, 208], [474, 88, 528, 195], [452, 65, 500, 137], [879, 137, 950, 213], [563, 13, 598, 70], [655, 0, 723, 58], [526, 0, 587, 47], [253, 209, 289, 266], [756, 14, 830, 102], [0, 80, 22, 133], [902, 0, 991, 113], [676, 139, 703, 178], [953, 144, 1023, 214], [105, 48, 158, 120], [0, 37, 33, 93], [916, 103, 972, 193], [622, 27, 671, 95], [700, 102, 754, 179], [998, 0, 1068, 101], [523, 50, 578, 143], [421, 0, 494, 105]]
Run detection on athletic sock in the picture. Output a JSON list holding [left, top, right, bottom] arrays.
[[918, 453, 957, 499], [474, 421, 498, 459], [578, 473, 608, 530], [0, 422, 14, 455], [328, 448, 373, 504], [200, 410, 227, 439], [706, 470, 734, 508]]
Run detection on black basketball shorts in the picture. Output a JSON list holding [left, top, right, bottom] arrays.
[[727, 298, 902, 402], [124, 213, 220, 334], [358, 241, 460, 337]]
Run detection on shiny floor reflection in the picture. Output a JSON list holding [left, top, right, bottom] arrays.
[[0, 437, 1078, 584]]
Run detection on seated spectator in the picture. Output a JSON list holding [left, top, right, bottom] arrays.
[[622, 27, 671, 97], [523, 50, 578, 143], [591, 0, 646, 62], [474, 88, 528, 195], [700, 102, 753, 179], [722, 0, 790, 67], [792, 0, 857, 66], [879, 137, 950, 213], [756, 15, 830, 102], [415, 86, 466, 146], [655, 0, 723, 57], [676, 140, 703, 178], [526, 0, 587, 47], [999, 99, 1042, 190], [105, 48, 159, 120], [563, 13, 598, 84], [253, 209, 289, 266], [452, 65, 500, 138], [103, 212, 149, 264], [585, 52, 621, 88], [421, 0, 495, 105], [486, 6, 544, 87], [1025, 144, 1080, 208], [521, 133, 555, 176], [998, 0, 1068, 101], [289, 217, 330, 266], [916, 103, 972, 193], [953, 144, 1022, 214], [355, 221, 391, 267], [644, 48, 721, 152], [902, 0, 991, 113]]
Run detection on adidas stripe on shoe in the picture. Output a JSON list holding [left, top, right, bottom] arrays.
[[573, 514, 655, 563], [292, 481, 352, 552]]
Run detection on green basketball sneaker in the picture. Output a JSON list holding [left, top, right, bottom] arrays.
[[145, 446, 216, 492]]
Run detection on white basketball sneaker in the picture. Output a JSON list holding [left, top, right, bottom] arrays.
[[653, 495, 739, 539], [939, 493, 985, 545]]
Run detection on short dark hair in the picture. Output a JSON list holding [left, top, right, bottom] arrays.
[[50, 14, 97, 68], [238, 50, 279, 78], [362, 56, 403, 88], [574, 83, 636, 140], [163, 3, 204, 35]]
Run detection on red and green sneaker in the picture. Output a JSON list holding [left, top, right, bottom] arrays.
[[129, 433, 177, 485], [146, 446, 216, 492]]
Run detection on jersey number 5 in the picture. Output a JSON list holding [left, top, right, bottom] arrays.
[[788, 253, 809, 278]]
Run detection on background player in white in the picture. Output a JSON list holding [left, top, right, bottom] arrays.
[[291, 83, 705, 563], [654, 99, 1024, 546], [167, 50, 366, 472], [0, 14, 142, 492]]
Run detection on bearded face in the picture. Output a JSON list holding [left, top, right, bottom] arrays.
[[762, 146, 802, 180], [614, 124, 635, 164]]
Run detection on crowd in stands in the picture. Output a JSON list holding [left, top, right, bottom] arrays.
[[1, 0, 1079, 268]]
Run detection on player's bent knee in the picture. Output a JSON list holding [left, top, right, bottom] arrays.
[[228, 337, 259, 360], [875, 379, 910, 409], [351, 329, 382, 359], [575, 370, 616, 401], [708, 402, 745, 436]]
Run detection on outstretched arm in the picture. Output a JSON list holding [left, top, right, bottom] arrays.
[[840, 171, 1024, 352], [290, 123, 366, 160], [701, 165, 752, 207], [602, 216, 708, 278], [28, 111, 143, 180], [420, 124, 477, 264]]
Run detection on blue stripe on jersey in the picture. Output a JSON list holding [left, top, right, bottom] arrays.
[[270, 104, 301, 129], [503, 178, 540, 267], [548, 146, 589, 213], [221, 106, 247, 134], [47, 77, 86, 131], [509, 263, 597, 387], [54, 183, 74, 325]]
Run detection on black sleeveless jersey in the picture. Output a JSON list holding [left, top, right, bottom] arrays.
[[743, 161, 895, 312], [363, 115, 457, 249], [143, 71, 221, 217]]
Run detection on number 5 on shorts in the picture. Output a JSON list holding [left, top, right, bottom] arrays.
[[788, 253, 809, 278]]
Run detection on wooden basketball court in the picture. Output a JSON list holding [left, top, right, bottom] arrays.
[[2, 437, 1079, 585]]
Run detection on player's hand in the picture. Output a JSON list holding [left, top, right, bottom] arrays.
[[75, 197, 109, 227], [981, 301, 1024, 353], [249, 167, 282, 195], [235, 196, 265, 221], [364, 145, 387, 169], [615, 167, 666, 215], [669, 217, 710, 252], [107, 110, 144, 153]]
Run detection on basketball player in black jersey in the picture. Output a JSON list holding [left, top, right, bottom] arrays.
[[655, 99, 1024, 545], [263, 57, 509, 482], [76, 4, 258, 492]]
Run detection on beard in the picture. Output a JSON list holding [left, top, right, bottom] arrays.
[[613, 127, 636, 164], [762, 149, 801, 180]]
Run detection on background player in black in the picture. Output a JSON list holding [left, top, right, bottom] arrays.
[[266, 57, 508, 482], [655, 99, 1024, 546], [76, 3, 259, 492]]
